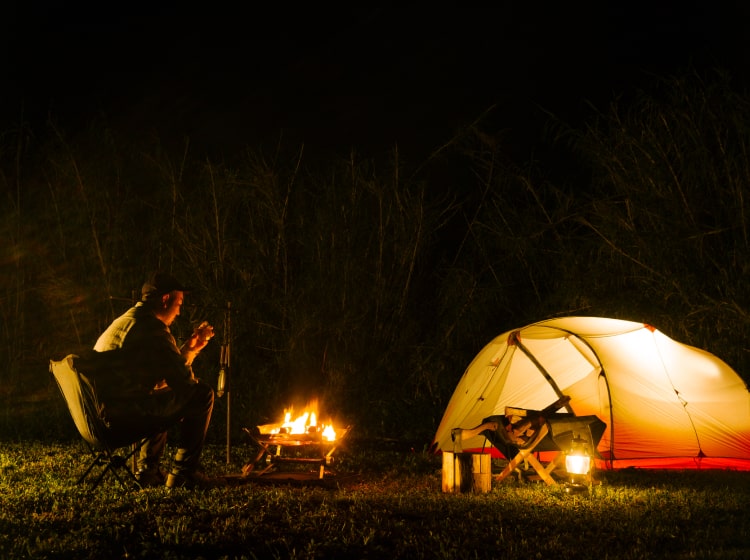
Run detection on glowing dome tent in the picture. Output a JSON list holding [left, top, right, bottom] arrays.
[[434, 317, 750, 469]]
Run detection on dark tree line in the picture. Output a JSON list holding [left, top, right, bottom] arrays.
[[2, 70, 748, 443]]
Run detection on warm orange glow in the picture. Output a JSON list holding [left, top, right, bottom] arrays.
[[271, 401, 337, 441], [321, 424, 336, 441], [566, 434, 592, 475], [565, 453, 591, 475]]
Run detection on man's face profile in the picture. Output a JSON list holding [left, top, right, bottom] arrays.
[[161, 291, 184, 326]]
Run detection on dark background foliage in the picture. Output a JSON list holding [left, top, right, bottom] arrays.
[[2, 69, 749, 446], [2, 3, 750, 445]]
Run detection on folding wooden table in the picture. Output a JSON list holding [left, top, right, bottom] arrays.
[[452, 399, 606, 486]]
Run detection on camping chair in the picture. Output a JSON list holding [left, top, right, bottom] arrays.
[[452, 396, 606, 486], [49, 354, 151, 491]]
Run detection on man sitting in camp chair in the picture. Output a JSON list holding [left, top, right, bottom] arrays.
[[90, 272, 223, 489]]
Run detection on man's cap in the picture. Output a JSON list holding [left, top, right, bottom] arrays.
[[141, 271, 192, 300]]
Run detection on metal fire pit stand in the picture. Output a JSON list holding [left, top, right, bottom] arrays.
[[241, 427, 351, 480]]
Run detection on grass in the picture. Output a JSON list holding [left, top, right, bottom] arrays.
[[0, 441, 748, 559]]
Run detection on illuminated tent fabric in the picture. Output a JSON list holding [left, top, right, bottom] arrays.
[[434, 317, 750, 469]]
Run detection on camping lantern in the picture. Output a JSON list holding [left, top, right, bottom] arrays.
[[564, 433, 591, 494]]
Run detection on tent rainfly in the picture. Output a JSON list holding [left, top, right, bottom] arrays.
[[434, 317, 750, 470]]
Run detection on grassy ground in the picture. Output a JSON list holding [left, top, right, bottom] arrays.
[[1, 441, 749, 559]]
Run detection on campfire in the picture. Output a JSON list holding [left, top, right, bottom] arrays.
[[243, 400, 351, 479], [254, 400, 348, 444], [270, 405, 337, 441]]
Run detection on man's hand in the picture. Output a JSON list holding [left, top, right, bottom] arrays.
[[181, 321, 214, 365]]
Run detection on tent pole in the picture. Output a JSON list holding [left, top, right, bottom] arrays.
[[217, 301, 232, 464], [225, 301, 231, 464], [511, 331, 573, 413]]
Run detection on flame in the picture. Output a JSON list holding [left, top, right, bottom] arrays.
[[271, 402, 337, 441], [321, 424, 336, 441]]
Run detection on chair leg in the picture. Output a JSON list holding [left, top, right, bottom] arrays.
[[89, 458, 113, 490], [76, 452, 107, 486], [77, 443, 145, 491]]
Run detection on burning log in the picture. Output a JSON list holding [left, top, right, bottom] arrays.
[[258, 403, 339, 442], [243, 402, 350, 479]]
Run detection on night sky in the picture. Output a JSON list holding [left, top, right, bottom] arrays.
[[3, 2, 749, 159]]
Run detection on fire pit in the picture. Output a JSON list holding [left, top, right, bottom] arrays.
[[242, 404, 351, 480]]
